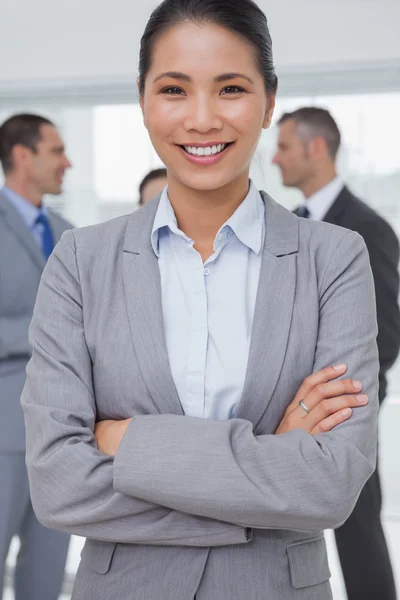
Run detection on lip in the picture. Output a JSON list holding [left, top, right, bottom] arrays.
[[177, 142, 234, 166], [180, 141, 232, 148]]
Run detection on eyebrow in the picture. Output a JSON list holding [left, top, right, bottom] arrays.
[[51, 145, 65, 153], [153, 71, 254, 84], [215, 73, 254, 84]]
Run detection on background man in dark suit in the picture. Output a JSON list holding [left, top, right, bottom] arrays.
[[0, 113, 73, 600], [273, 106, 400, 600]]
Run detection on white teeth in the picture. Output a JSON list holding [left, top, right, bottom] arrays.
[[184, 144, 227, 156]]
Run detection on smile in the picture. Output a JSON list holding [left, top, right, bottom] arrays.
[[178, 142, 234, 165], [183, 143, 229, 156]]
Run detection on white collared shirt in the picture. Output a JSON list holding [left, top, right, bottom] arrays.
[[301, 176, 344, 222], [151, 181, 265, 420]]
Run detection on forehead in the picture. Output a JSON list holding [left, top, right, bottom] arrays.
[[38, 124, 63, 146], [149, 22, 260, 79], [279, 120, 301, 140]]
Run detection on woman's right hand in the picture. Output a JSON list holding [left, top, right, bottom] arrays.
[[275, 364, 369, 436]]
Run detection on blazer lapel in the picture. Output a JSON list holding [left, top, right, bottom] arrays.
[[122, 198, 183, 416], [322, 186, 348, 225], [0, 191, 46, 271], [235, 193, 298, 428]]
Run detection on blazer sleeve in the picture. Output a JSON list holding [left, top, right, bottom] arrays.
[[21, 230, 248, 547], [113, 231, 379, 532]]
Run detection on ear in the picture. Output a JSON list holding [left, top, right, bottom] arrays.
[[137, 76, 147, 129], [12, 144, 31, 168], [137, 77, 143, 108], [262, 93, 277, 130], [309, 136, 326, 158]]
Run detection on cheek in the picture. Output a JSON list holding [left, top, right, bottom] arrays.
[[144, 98, 181, 138], [224, 101, 266, 144], [46, 163, 57, 176], [285, 158, 297, 172]]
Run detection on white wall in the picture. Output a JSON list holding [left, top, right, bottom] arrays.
[[0, 0, 152, 83], [1, 0, 399, 86], [267, 0, 400, 69]]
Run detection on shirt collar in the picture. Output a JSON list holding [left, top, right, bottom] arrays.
[[151, 180, 265, 257], [151, 185, 183, 256], [303, 176, 344, 222], [2, 185, 46, 229], [220, 180, 264, 254]]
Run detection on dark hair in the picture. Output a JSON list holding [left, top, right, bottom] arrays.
[[278, 107, 341, 159], [138, 0, 278, 96], [0, 113, 54, 174], [139, 167, 168, 205]]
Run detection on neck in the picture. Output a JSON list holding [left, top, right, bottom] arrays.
[[300, 167, 338, 199], [167, 174, 250, 243], [4, 175, 43, 208]]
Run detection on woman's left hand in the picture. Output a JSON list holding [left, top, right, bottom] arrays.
[[94, 418, 132, 456]]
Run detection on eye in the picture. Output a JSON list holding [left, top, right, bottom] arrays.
[[161, 87, 185, 96], [221, 86, 246, 95]]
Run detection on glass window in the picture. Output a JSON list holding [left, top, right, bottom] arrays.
[[93, 104, 164, 202]]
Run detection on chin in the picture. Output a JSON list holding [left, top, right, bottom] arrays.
[[282, 178, 297, 188], [175, 170, 243, 193], [51, 187, 63, 195]]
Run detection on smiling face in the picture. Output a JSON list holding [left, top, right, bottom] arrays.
[[30, 125, 72, 195], [139, 21, 275, 196], [13, 124, 72, 196]]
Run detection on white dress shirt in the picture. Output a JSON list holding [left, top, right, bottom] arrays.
[[301, 176, 344, 221], [151, 181, 265, 420]]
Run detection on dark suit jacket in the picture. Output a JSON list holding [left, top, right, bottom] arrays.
[[297, 185, 400, 403]]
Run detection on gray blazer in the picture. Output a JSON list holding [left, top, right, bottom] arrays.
[[21, 192, 379, 600], [0, 190, 71, 452]]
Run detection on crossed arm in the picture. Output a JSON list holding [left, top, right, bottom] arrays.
[[21, 229, 379, 544]]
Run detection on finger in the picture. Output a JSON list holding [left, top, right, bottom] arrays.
[[305, 394, 368, 429], [289, 364, 348, 413], [301, 378, 363, 413], [310, 407, 353, 435], [289, 374, 356, 417]]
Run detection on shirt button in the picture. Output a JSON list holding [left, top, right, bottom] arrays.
[[217, 233, 225, 241], [204, 268, 210, 276]]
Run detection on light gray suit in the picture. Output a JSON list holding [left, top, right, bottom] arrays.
[[0, 190, 71, 599], [21, 191, 379, 600]]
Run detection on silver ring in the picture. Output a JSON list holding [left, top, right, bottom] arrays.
[[299, 400, 310, 414]]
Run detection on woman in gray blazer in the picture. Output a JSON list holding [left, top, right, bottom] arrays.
[[21, 1, 379, 598]]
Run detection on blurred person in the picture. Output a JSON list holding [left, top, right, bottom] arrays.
[[22, 2, 379, 600], [0, 113, 72, 600], [138, 167, 167, 206], [273, 106, 400, 600]]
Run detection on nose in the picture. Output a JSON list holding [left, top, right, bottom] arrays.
[[184, 94, 223, 133], [64, 155, 72, 169], [272, 152, 280, 166]]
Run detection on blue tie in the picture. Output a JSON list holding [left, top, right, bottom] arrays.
[[35, 212, 55, 259]]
